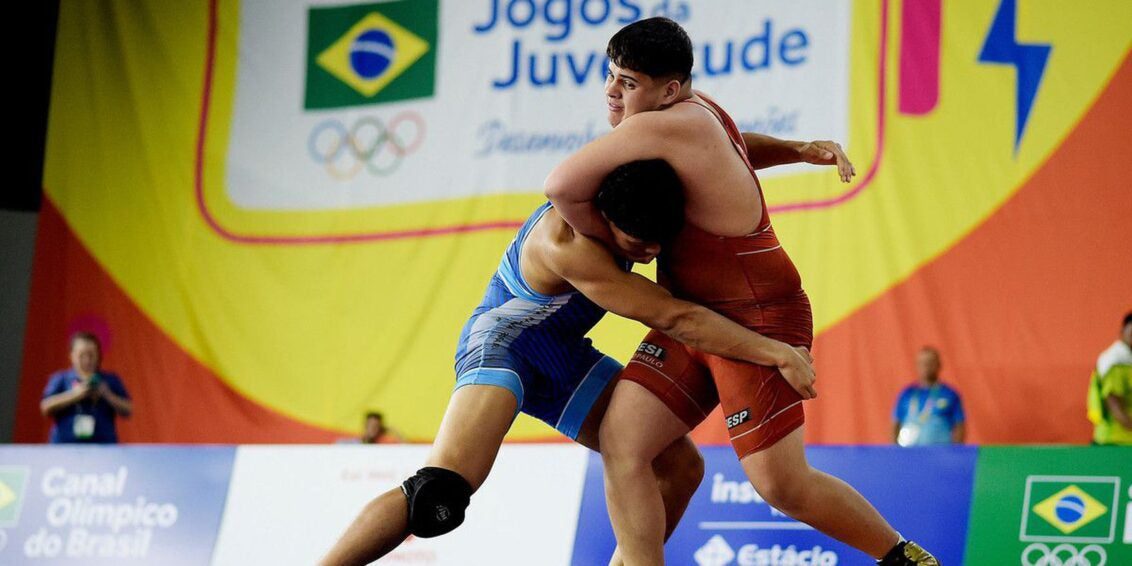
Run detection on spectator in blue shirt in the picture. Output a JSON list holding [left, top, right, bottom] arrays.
[[39, 331, 133, 443], [892, 347, 965, 446]]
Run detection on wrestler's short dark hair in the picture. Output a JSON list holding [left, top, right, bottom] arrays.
[[606, 17, 693, 82], [1124, 312, 1132, 328], [595, 159, 685, 245]]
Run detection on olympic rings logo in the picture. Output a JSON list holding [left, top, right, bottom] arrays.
[[1022, 543, 1107, 566], [307, 112, 426, 180]]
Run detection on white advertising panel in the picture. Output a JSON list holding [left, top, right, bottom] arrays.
[[210, 444, 590, 565]]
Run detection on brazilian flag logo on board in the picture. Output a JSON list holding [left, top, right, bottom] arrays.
[[1022, 477, 1118, 541], [0, 466, 29, 528], [305, 0, 438, 109]]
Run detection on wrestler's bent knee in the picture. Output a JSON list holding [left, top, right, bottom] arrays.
[[401, 467, 473, 538], [752, 473, 808, 515], [655, 438, 704, 489]]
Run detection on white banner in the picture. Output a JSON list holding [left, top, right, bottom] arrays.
[[210, 444, 590, 565], [225, 0, 851, 210]]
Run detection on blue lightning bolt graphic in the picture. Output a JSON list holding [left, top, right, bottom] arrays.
[[978, 0, 1052, 151]]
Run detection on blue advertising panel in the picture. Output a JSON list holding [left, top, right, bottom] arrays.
[[0, 446, 235, 565], [572, 446, 976, 565]]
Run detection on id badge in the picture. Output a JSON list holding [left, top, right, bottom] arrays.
[[897, 423, 921, 447], [73, 414, 96, 439]]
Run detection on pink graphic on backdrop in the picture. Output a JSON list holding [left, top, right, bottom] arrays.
[[899, 0, 942, 115]]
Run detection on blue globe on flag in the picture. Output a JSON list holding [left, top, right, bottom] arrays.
[[1053, 494, 1086, 525], [350, 29, 394, 79]]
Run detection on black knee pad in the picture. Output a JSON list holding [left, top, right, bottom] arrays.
[[401, 467, 473, 538]]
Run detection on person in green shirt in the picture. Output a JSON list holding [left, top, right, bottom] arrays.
[[1088, 312, 1132, 445]]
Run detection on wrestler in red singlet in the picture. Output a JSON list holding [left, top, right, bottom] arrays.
[[620, 93, 812, 458]]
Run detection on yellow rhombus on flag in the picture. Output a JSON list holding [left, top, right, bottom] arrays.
[[0, 480, 15, 510]]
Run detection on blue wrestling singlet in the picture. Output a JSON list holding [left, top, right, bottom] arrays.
[[454, 202, 624, 439]]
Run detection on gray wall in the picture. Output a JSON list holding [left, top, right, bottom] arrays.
[[1, 209, 39, 442]]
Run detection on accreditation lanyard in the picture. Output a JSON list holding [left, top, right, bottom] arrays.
[[906, 385, 941, 425], [71, 375, 97, 439]]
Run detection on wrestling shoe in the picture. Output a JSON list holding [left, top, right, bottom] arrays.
[[877, 541, 940, 566]]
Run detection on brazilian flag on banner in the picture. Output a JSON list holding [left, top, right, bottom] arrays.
[[966, 447, 1132, 565], [1024, 480, 1117, 538], [0, 467, 28, 528], [305, 0, 438, 109]]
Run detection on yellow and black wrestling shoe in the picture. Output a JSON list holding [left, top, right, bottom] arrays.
[[877, 541, 940, 566]]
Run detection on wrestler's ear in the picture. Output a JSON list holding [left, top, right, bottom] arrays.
[[662, 79, 682, 103]]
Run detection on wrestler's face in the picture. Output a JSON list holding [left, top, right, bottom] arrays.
[[608, 222, 661, 264], [604, 63, 682, 127], [1122, 320, 1132, 346]]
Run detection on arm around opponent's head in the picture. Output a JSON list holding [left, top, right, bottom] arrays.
[[544, 115, 674, 243], [547, 159, 817, 399]]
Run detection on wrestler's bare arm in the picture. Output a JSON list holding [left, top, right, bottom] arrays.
[[544, 231, 817, 399], [740, 133, 806, 169], [741, 132, 856, 182], [544, 114, 675, 242]]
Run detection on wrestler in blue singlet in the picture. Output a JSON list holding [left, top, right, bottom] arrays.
[[454, 202, 625, 439]]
